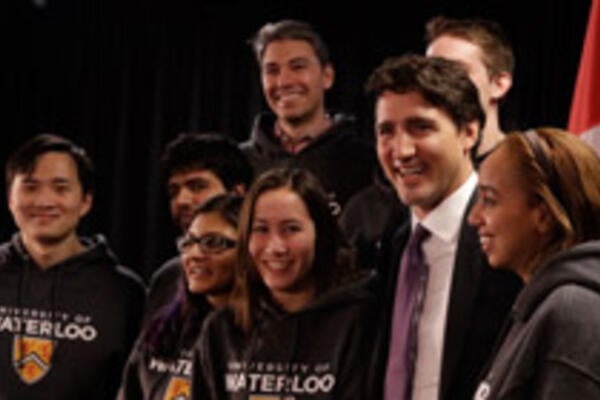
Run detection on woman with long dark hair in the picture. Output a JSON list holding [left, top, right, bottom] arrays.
[[195, 168, 376, 400], [118, 194, 242, 399]]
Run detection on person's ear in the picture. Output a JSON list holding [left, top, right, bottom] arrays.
[[79, 193, 93, 218], [461, 120, 480, 155], [490, 71, 512, 102], [533, 201, 554, 236], [322, 63, 335, 90]]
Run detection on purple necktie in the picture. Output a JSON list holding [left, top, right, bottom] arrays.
[[385, 224, 430, 400]]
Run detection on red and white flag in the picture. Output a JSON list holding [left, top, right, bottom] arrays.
[[568, 0, 600, 154]]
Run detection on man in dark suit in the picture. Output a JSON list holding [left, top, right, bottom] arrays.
[[367, 55, 522, 400]]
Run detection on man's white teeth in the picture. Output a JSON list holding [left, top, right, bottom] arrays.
[[401, 167, 422, 175], [392, 161, 423, 176], [277, 90, 303, 101]]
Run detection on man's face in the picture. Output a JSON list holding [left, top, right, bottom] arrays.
[[426, 35, 494, 113], [375, 91, 477, 219], [9, 152, 92, 246], [261, 39, 334, 126], [167, 169, 226, 231]]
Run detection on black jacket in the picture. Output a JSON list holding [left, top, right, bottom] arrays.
[[474, 241, 600, 400], [143, 256, 182, 324], [371, 193, 522, 400], [340, 170, 409, 270], [195, 272, 377, 400], [240, 112, 376, 216], [0, 234, 145, 400]]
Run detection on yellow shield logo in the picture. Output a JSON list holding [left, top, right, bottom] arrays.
[[163, 376, 191, 400], [12, 335, 55, 384]]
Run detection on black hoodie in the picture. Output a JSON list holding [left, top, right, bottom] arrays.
[[240, 112, 376, 216], [0, 234, 145, 400], [118, 294, 213, 400], [194, 272, 377, 400], [474, 241, 600, 400]]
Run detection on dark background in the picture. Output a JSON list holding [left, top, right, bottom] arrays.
[[2, 0, 592, 280]]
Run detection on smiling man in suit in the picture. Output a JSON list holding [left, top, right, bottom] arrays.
[[368, 54, 522, 400]]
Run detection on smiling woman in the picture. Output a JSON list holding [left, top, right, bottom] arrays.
[[118, 194, 243, 400], [468, 127, 600, 399], [195, 167, 377, 400]]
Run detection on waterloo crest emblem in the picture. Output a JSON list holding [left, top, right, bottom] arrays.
[[164, 376, 191, 400], [12, 335, 55, 384]]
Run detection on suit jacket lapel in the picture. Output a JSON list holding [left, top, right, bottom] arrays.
[[439, 192, 484, 399], [371, 220, 411, 399], [385, 222, 411, 301]]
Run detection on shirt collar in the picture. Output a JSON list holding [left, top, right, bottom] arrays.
[[411, 172, 477, 243], [273, 114, 332, 154]]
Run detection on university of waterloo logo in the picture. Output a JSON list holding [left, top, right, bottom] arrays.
[[164, 376, 191, 400], [12, 335, 55, 384]]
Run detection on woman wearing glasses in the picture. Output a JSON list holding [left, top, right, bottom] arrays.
[[118, 194, 242, 400], [194, 168, 376, 400], [468, 128, 600, 399]]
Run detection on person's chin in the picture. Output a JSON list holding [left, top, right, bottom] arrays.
[[31, 232, 71, 246], [397, 187, 429, 208]]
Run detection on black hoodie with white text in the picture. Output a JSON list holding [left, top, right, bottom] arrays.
[[0, 234, 145, 400], [194, 272, 377, 400]]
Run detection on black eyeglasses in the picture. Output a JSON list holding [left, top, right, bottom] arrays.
[[176, 233, 237, 254]]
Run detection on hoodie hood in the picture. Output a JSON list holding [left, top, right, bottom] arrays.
[[513, 240, 600, 320], [240, 110, 377, 216], [199, 270, 377, 399], [243, 111, 359, 158], [250, 270, 377, 364], [0, 233, 120, 273], [257, 269, 376, 319]]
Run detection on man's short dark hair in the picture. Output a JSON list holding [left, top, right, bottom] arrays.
[[366, 54, 485, 158], [160, 132, 253, 190], [425, 16, 515, 78], [366, 54, 486, 131], [249, 19, 330, 66], [6, 133, 95, 195]]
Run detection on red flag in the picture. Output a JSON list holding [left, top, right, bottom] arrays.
[[568, 0, 600, 153]]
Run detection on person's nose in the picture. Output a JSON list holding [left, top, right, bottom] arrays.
[[390, 131, 417, 160], [32, 186, 58, 208], [174, 187, 193, 208], [276, 67, 295, 88], [265, 233, 288, 255]]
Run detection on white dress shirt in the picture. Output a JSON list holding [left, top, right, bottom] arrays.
[[410, 172, 477, 400]]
